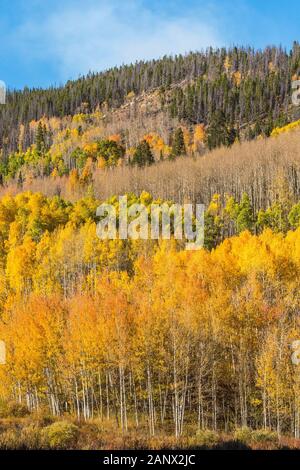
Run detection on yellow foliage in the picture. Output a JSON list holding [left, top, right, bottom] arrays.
[[192, 124, 206, 152], [271, 119, 300, 137], [108, 134, 121, 143], [51, 168, 59, 179], [97, 156, 106, 169], [233, 70, 242, 86], [224, 55, 231, 73], [126, 91, 135, 100], [0, 190, 299, 432]]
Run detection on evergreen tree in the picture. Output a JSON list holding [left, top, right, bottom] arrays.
[[35, 122, 46, 156], [236, 193, 254, 233], [171, 128, 186, 157], [97, 139, 125, 166], [206, 111, 236, 150], [131, 140, 154, 167]]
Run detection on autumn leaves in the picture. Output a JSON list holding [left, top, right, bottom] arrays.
[[0, 192, 299, 435]]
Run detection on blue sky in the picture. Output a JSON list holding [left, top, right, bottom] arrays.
[[0, 0, 299, 90]]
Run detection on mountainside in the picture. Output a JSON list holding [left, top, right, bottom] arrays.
[[2, 43, 300, 447], [2, 43, 300, 158], [1, 44, 300, 209]]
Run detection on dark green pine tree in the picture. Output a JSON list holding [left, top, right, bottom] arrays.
[[171, 128, 186, 158], [131, 140, 154, 167], [236, 193, 254, 233], [35, 122, 47, 156], [206, 110, 236, 150]]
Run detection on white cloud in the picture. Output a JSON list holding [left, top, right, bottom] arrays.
[[13, 0, 222, 81]]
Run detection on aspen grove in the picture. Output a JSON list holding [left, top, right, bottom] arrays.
[[0, 192, 299, 438]]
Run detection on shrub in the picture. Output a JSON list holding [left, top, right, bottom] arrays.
[[7, 402, 30, 418], [42, 421, 79, 449], [233, 426, 252, 443], [0, 429, 20, 449], [251, 429, 278, 444], [233, 427, 278, 446], [0, 424, 44, 450], [76, 422, 103, 450], [0, 400, 29, 418], [195, 429, 219, 447], [148, 435, 178, 450], [31, 410, 55, 427], [19, 425, 43, 449]]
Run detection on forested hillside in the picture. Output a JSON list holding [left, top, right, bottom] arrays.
[[2, 124, 300, 249], [2, 43, 300, 158], [1, 43, 300, 450]]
